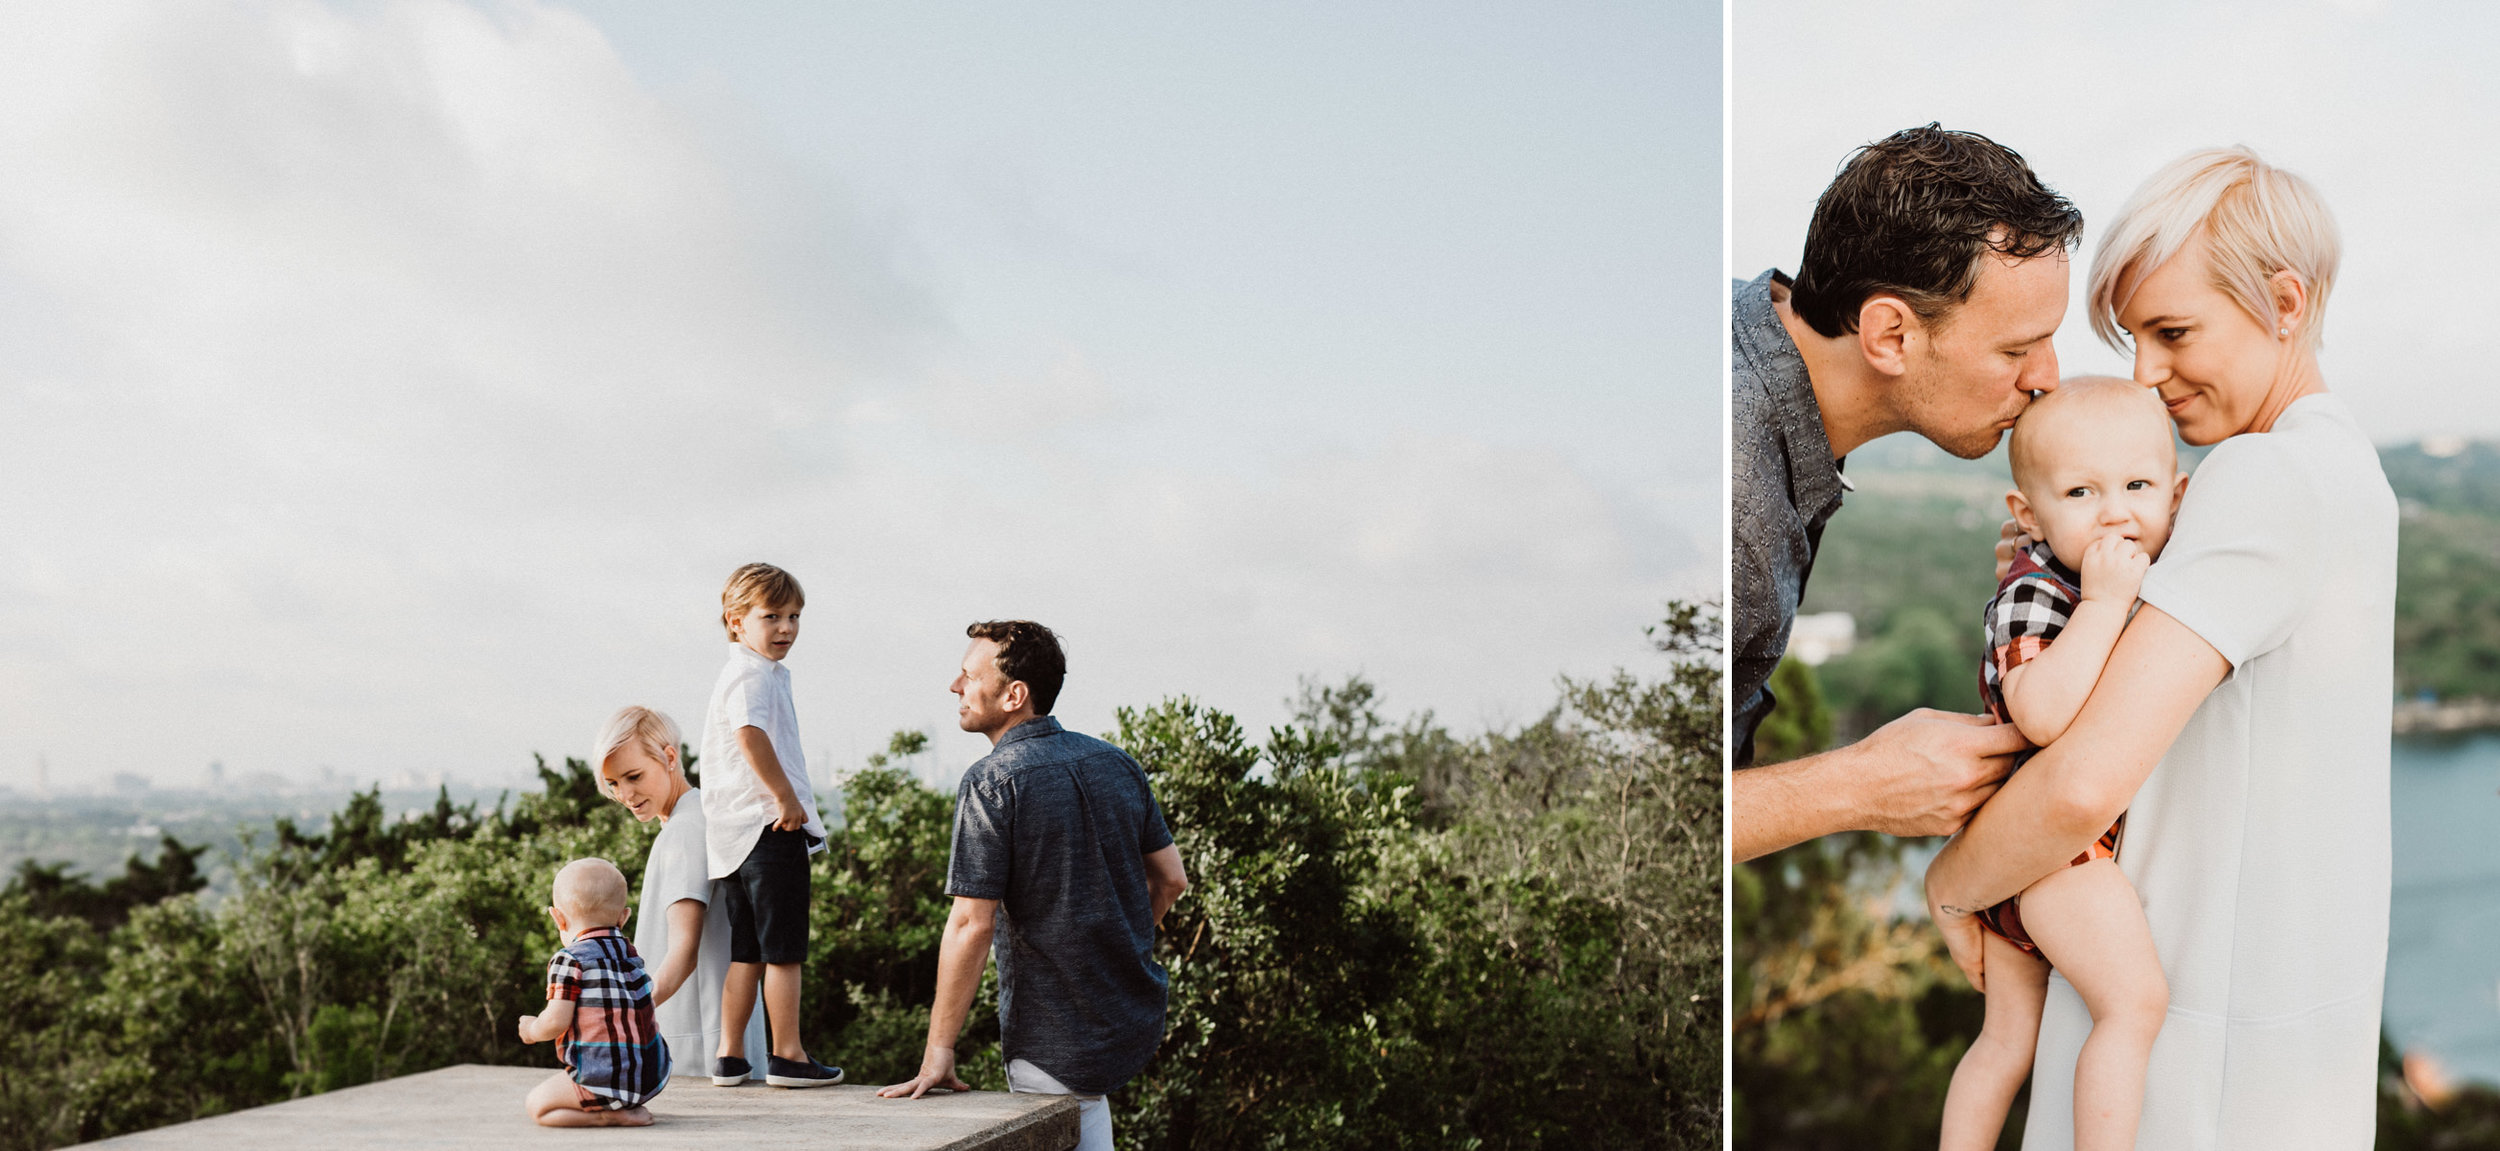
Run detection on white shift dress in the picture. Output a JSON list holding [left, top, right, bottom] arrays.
[[2022, 394, 2395, 1149], [634, 788, 768, 1078]]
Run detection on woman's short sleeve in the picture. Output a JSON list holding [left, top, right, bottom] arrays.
[[645, 793, 713, 909], [2137, 436, 2322, 669]]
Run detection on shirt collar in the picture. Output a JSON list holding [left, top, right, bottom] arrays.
[[993, 715, 1063, 749], [729, 644, 787, 676], [570, 925, 620, 943], [1735, 269, 1847, 522], [2026, 539, 2084, 588]]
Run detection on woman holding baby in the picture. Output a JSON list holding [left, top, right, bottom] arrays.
[[1925, 147, 2395, 1148]]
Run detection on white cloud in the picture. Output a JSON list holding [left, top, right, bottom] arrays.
[[0, 0, 1688, 792]]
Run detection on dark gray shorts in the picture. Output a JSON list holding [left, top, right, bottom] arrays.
[[721, 828, 814, 965]]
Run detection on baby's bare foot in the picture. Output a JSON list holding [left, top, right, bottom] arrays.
[[603, 1106, 654, 1127]]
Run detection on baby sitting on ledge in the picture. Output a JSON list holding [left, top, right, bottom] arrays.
[[518, 857, 669, 1127]]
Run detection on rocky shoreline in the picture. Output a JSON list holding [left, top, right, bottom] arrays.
[[2393, 697, 2500, 735]]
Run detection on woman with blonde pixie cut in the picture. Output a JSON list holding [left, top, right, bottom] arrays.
[[593, 705, 767, 1084], [2087, 146, 2340, 444], [1925, 146, 2395, 1148]]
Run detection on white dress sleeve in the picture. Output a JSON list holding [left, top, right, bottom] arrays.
[[2137, 433, 2323, 669], [648, 790, 712, 909]]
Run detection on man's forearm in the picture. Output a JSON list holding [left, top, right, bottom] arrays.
[[1735, 709, 2029, 860], [1731, 745, 1860, 862], [924, 917, 993, 1051], [1142, 844, 1187, 926]]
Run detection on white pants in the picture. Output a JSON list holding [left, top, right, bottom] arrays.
[[1006, 1058, 1111, 1151]]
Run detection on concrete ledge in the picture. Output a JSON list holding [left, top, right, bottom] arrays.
[[77, 1064, 1080, 1151]]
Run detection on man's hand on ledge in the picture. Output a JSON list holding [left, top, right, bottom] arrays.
[[877, 1045, 971, 1100]]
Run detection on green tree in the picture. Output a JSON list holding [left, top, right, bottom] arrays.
[[1752, 657, 1833, 764]]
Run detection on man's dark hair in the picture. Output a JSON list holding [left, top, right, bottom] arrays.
[[967, 620, 1067, 716], [1789, 124, 2084, 339]]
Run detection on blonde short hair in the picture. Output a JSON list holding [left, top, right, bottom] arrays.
[[593, 705, 680, 774], [2088, 146, 2340, 354], [552, 858, 630, 925], [721, 563, 804, 641]]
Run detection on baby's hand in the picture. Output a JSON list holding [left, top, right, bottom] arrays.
[[518, 1013, 539, 1043], [2079, 534, 2150, 604]]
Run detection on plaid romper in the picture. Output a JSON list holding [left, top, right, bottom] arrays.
[[1971, 541, 2126, 958], [546, 927, 670, 1109]]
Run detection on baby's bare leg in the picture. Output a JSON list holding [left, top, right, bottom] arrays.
[[525, 1072, 655, 1127], [1939, 931, 2050, 1151], [2020, 859, 2168, 1151]]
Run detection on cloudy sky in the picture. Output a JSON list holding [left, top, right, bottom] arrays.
[[1735, 0, 2490, 448], [0, 1, 1718, 792]]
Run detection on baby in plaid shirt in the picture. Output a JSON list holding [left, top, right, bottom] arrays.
[[1940, 379, 2186, 1151], [518, 858, 671, 1127]]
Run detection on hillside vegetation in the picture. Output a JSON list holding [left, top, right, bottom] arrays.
[[0, 613, 1719, 1151]]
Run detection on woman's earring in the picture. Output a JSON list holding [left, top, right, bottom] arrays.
[[2279, 327, 2290, 338]]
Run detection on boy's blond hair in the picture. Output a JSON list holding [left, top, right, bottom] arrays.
[[552, 858, 630, 926], [593, 706, 681, 773], [721, 563, 804, 641], [2088, 146, 2340, 354], [2008, 376, 2176, 492]]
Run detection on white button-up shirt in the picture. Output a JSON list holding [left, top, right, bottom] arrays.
[[699, 644, 826, 880]]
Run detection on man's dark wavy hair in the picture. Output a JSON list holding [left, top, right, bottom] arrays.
[[967, 619, 1067, 716], [1789, 124, 2084, 339]]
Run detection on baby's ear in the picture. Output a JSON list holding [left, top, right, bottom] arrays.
[[2005, 487, 2038, 536], [2172, 471, 2191, 511]]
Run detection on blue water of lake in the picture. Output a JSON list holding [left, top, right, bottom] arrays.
[[2389, 732, 2500, 1082]]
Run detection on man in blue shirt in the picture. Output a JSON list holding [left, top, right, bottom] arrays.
[[1732, 125, 2081, 860], [879, 620, 1189, 1151]]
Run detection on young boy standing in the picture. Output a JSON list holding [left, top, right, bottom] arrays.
[[517, 858, 669, 1126], [700, 562, 842, 1088], [1938, 379, 2183, 1151]]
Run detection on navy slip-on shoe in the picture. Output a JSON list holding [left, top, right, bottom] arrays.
[[711, 1055, 752, 1086], [765, 1054, 844, 1088]]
